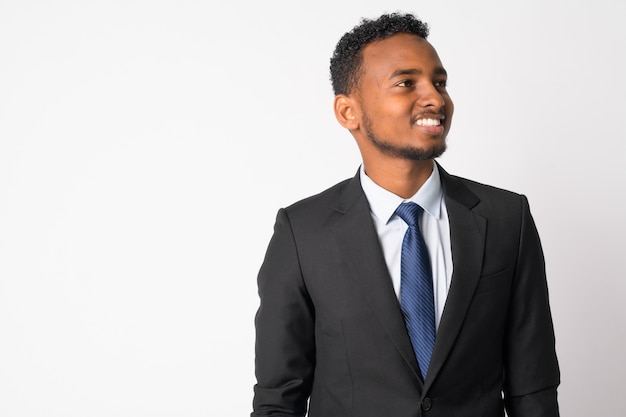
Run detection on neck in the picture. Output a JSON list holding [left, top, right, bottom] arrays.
[[362, 158, 434, 199]]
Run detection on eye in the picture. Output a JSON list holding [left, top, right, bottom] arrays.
[[396, 79, 416, 88], [434, 79, 448, 89]]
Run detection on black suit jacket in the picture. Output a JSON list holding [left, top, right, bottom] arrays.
[[252, 164, 560, 417]]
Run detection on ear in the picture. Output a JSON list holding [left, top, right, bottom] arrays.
[[333, 94, 360, 131]]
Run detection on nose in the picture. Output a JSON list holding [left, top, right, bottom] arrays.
[[418, 83, 446, 109]]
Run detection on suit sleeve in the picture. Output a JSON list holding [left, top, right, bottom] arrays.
[[251, 209, 315, 417], [503, 195, 560, 417]]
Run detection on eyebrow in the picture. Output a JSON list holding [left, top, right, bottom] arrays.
[[389, 67, 447, 79]]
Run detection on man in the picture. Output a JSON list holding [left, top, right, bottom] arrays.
[[252, 13, 560, 417]]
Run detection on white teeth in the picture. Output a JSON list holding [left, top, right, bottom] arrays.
[[416, 118, 441, 126]]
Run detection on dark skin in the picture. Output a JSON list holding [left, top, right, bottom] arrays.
[[333, 33, 454, 199]]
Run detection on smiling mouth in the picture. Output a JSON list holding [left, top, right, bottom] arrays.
[[416, 118, 441, 126]]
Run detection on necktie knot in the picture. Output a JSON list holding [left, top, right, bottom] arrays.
[[396, 202, 423, 226]]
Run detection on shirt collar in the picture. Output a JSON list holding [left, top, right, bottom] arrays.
[[360, 162, 443, 224]]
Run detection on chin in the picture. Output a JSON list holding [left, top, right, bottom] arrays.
[[402, 142, 447, 160], [364, 124, 447, 161]]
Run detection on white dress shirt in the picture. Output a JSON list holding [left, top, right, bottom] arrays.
[[359, 162, 453, 329]]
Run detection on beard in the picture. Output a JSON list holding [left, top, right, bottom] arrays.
[[362, 111, 447, 160]]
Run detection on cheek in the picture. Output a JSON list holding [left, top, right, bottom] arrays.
[[366, 98, 408, 122], [382, 99, 414, 122], [444, 95, 454, 113]]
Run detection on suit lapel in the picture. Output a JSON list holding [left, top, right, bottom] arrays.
[[424, 164, 486, 390], [330, 172, 423, 382]]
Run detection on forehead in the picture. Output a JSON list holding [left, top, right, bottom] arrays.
[[360, 33, 443, 78]]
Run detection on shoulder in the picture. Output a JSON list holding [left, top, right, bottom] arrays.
[[438, 166, 530, 220], [264, 176, 362, 248], [453, 174, 521, 200], [439, 163, 523, 201], [281, 174, 361, 220]]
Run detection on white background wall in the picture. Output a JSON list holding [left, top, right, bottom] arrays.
[[1, 1, 624, 416]]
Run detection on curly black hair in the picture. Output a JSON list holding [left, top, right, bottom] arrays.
[[330, 13, 430, 96]]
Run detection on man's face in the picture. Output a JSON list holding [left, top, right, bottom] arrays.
[[354, 33, 454, 160]]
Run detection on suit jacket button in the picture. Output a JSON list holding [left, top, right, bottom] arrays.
[[421, 397, 432, 411]]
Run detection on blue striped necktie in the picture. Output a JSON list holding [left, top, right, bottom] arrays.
[[395, 202, 436, 380]]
